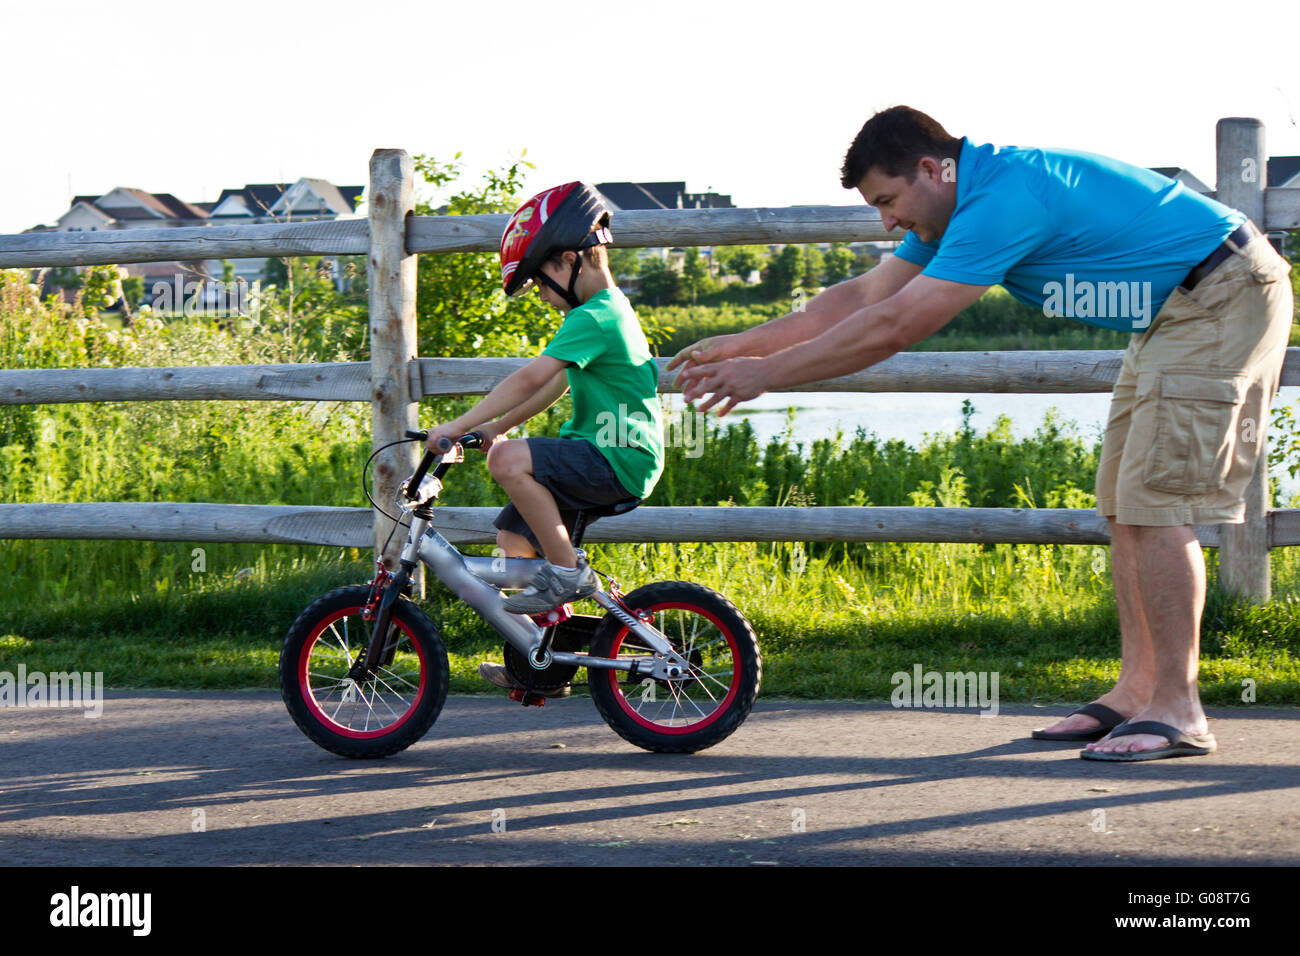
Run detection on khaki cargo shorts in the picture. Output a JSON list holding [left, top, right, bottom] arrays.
[[1095, 233, 1294, 526]]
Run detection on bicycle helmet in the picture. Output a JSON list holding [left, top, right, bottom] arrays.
[[500, 181, 612, 308]]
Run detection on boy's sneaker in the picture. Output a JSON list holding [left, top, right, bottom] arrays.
[[501, 559, 598, 615], [477, 661, 571, 698]]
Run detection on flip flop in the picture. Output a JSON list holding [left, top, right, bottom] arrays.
[[1031, 702, 1126, 741], [1079, 719, 1216, 761]]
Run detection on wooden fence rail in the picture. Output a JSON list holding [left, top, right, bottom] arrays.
[[0, 117, 1296, 599], [3, 192, 1298, 268], [0, 502, 1273, 548], [5, 349, 1300, 406]]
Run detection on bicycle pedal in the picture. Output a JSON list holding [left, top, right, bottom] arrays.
[[530, 603, 574, 627], [508, 688, 547, 707]]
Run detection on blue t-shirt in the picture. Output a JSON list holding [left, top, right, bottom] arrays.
[[893, 138, 1244, 331]]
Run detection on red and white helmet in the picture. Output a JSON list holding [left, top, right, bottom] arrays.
[[500, 182, 612, 301]]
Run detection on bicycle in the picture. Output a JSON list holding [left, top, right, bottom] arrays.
[[279, 430, 762, 757]]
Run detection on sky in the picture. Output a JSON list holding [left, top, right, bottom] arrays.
[[3, 0, 1299, 234]]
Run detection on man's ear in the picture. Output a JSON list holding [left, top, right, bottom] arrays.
[[916, 156, 943, 183]]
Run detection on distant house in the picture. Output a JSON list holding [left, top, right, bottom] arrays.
[[199, 179, 363, 285], [1267, 156, 1300, 189], [595, 181, 733, 211], [30, 178, 363, 307], [593, 182, 734, 291], [1148, 166, 1213, 194], [205, 179, 363, 223], [55, 187, 210, 232]]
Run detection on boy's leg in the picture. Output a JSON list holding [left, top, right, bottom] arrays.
[[496, 528, 537, 558], [488, 439, 579, 568]]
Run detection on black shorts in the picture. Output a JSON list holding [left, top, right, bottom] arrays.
[[493, 438, 638, 552]]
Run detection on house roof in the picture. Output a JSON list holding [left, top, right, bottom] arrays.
[[69, 188, 208, 222], [1268, 156, 1300, 188], [595, 181, 732, 211], [210, 180, 362, 218], [596, 182, 673, 211], [1148, 167, 1212, 192], [210, 183, 290, 217]]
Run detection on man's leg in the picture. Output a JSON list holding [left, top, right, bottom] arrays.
[[1037, 518, 1157, 736], [1085, 522, 1208, 753]]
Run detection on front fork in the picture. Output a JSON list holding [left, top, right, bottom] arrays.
[[357, 517, 429, 676]]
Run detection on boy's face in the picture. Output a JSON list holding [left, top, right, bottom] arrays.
[[534, 254, 577, 312]]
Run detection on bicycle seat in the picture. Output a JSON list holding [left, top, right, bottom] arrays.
[[578, 497, 642, 520]]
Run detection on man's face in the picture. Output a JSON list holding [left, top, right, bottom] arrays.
[[856, 158, 956, 243]]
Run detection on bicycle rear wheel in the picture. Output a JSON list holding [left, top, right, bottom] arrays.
[[589, 581, 761, 753], [280, 585, 449, 758]]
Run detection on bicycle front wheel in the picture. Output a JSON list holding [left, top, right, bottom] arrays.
[[589, 581, 761, 753], [280, 585, 449, 758]]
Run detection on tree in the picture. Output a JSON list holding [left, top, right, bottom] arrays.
[[801, 246, 824, 292], [719, 245, 764, 284], [762, 244, 804, 300], [638, 255, 685, 306], [607, 246, 642, 281], [823, 243, 857, 285], [411, 154, 559, 360], [682, 247, 711, 303]]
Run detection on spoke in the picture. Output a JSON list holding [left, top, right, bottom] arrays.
[[355, 680, 379, 731], [685, 670, 721, 704], [669, 678, 708, 720], [376, 666, 422, 693], [327, 619, 354, 664], [366, 679, 403, 721], [695, 669, 733, 695], [329, 687, 351, 722], [368, 671, 413, 713]]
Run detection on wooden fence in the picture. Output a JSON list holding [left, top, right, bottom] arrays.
[[2, 120, 1299, 600]]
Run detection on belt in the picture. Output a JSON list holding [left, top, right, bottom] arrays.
[[1181, 221, 1261, 290]]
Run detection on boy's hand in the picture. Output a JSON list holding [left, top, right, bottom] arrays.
[[425, 424, 463, 455], [475, 422, 508, 454]]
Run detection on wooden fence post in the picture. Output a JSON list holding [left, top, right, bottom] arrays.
[[1215, 117, 1270, 602], [367, 149, 420, 583]]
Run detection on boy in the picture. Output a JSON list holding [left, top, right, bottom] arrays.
[[424, 182, 664, 693]]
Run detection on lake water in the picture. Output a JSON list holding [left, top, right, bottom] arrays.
[[660, 386, 1300, 496]]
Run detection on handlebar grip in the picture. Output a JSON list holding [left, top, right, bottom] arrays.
[[433, 436, 453, 453], [406, 447, 438, 500]]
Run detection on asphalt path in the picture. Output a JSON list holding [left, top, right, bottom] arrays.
[[2, 693, 1297, 866]]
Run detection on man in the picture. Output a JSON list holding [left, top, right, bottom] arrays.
[[669, 106, 1293, 761]]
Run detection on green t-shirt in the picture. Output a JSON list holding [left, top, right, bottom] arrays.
[[541, 288, 664, 499]]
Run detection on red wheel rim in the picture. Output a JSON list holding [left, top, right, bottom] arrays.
[[603, 601, 740, 734], [298, 606, 427, 739]]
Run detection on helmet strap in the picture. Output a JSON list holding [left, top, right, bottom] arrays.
[[535, 253, 584, 310]]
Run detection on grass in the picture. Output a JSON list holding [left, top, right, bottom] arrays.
[[4, 536, 1299, 706], [4, 269, 1300, 705]]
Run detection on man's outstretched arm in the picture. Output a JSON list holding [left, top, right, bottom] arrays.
[[681, 275, 990, 415], [666, 254, 924, 375]]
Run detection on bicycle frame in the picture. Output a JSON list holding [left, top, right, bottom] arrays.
[[405, 515, 694, 681]]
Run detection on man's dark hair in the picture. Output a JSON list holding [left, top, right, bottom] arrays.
[[840, 106, 962, 188]]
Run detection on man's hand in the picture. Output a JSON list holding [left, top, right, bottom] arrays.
[[678, 356, 770, 416], [666, 333, 742, 387]]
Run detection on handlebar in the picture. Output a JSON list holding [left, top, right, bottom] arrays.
[[402, 431, 484, 501]]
